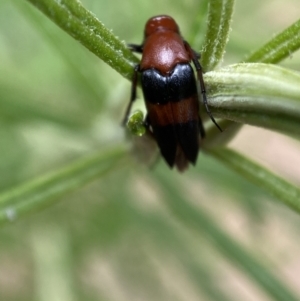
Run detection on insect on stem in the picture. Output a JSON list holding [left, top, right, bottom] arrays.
[[123, 15, 222, 171]]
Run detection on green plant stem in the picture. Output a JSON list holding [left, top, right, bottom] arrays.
[[0, 145, 127, 226], [207, 147, 300, 213], [245, 18, 300, 64], [205, 63, 300, 137], [25, 0, 138, 79], [201, 0, 235, 71]]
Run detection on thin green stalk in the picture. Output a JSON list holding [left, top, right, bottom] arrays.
[[201, 0, 235, 71], [208, 147, 300, 214], [0, 145, 127, 226], [245, 18, 300, 64], [25, 0, 138, 79]]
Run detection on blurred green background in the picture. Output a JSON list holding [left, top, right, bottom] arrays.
[[0, 0, 300, 300]]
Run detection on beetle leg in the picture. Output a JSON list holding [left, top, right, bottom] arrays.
[[199, 120, 205, 138], [143, 114, 155, 138], [122, 64, 140, 126], [128, 44, 143, 53], [193, 50, 201, 60], [184, 41, 223, 132]]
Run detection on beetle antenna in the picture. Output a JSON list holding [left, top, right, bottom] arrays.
[[197, 70, 223, 132], [185, 42, 222, 132]]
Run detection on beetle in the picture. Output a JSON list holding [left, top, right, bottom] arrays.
[[123, 15, 221, 171]]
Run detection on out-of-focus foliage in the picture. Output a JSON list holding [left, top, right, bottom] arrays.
[[0, 0, 300, 301]]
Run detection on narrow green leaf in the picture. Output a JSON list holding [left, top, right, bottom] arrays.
[[205, 63, 300, 137], [155, 170, 300, 301], [201, 0, 235, 71], [245, 19, 300, 64], [25, 0, 138, 80], [207, 147, 300, 214], [0, 145, 127, 226]]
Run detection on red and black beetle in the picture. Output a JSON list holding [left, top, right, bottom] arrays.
[[123, 15, 221, 171]]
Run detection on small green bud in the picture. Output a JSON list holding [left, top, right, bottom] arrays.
[[127, 110, 146, 136]]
